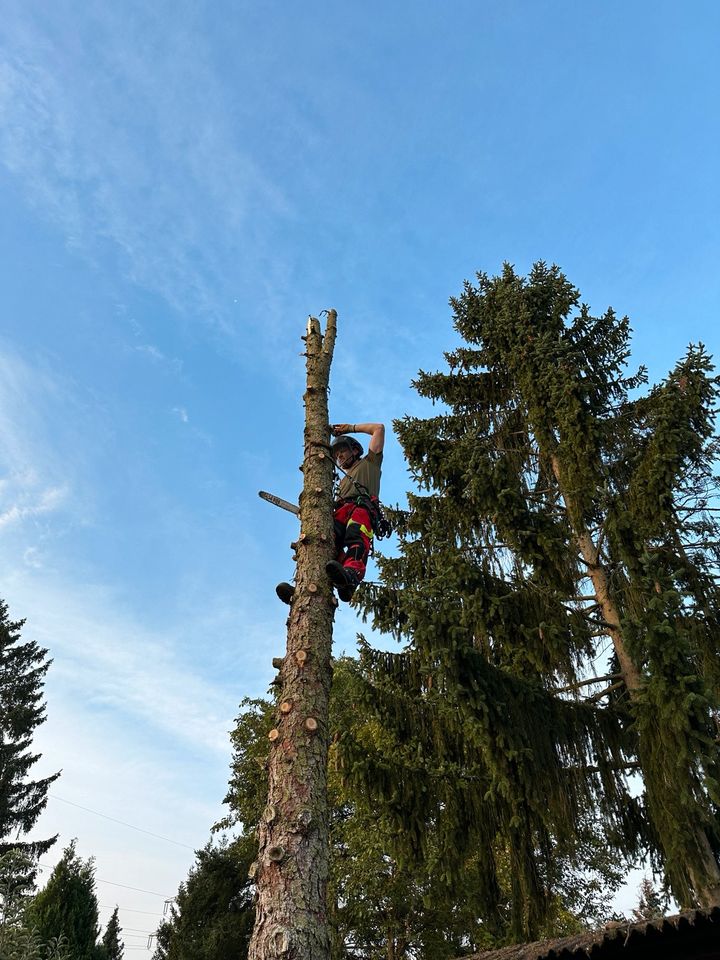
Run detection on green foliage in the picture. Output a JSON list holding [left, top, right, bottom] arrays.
[[0, 851, 70, 960], [100, 906, 124, 960], [0, 599, 59, 864], [351, 262, 720, 924], [152, 838, 255, 960], [631, 876, 669, 922], [28, 841, 104, 960], [214, 664, 623, 958]]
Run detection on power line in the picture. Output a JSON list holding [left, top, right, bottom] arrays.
[[100, 904, 162, 916], [38, 863, 172, 899], [96, 877, 172, 898], [49, 793, 195, 850]]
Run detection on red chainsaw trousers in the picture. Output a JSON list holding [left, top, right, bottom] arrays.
[[333, 501, 373, 583]]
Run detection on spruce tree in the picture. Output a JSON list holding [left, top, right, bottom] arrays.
[[152, 839, 255, 960], [0, 599, 59, 866], [101, 906, 124, 960], [351, 263, 720, 926], [220, 663, 623, 956], [0, 850, 71, 960], [29, 841, 103, 960], [632, 877, 667, 922]]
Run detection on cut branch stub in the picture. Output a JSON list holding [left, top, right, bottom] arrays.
[[267, 845, 286, 862], [268, 728, 280, 742], [305, 717, 319, 732], [280, 701, 292, 715], [273, 930, 290, 955], [296, 649, 308, 664]]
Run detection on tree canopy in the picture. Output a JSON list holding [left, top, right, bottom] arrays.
[[100, 906, 124, 960], [28, 841, 103, 960], [349, 262, 720, 931], [213, 662, 625, 958]]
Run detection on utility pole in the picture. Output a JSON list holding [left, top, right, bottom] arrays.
[[247, 311, 338, 960]]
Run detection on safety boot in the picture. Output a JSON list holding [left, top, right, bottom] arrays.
[[275, 582, 295, 605], [325, 561, 359, 602]]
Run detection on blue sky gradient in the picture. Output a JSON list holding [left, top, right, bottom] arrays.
[[1, 0, 719, 938]]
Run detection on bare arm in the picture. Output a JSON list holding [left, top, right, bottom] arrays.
[[331, 422, 385, 454]]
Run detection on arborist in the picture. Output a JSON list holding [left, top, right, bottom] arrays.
[[276, 421, 385, 605]]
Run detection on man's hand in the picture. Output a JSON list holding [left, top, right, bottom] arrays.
[[331, 422, 385, 454], [331, 423, 353, 436]]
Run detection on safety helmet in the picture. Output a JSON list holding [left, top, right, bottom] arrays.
[[331, 435, 363, 463]]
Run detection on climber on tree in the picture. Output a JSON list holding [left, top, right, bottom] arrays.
[[326, 421, 385, 601], [276, 421, 385, 605]]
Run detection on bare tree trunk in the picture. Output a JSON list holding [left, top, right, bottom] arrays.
[[248, 311, 338, 960], [550, 454, 642, 694], [550, 454, 720, 904]]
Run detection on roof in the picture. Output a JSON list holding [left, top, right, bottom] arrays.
[[466, 906, 720, 960]]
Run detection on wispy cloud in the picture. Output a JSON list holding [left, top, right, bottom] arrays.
[[11, 572, 235, 754], [0, 482, 68, 529], [0, 347, 82, 543], [0, 2, 289, 332]]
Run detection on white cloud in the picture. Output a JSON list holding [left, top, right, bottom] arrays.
[[23, 546, 44, 568], [133, 343, 183, 374], [172, 406, 189, 423], [36, 582, 232, 753], [0, 482, 68, 529], [0, 3, 289, 330], [0, 349, 81, 545]]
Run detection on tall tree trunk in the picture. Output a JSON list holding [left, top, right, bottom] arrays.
[[549, 454, 642, 693], [550, 454, 720, 905], [248, 311, 338, 960]]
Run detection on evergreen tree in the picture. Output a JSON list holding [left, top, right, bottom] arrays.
[[101, 906, 124, 960], [0, 599, 59, 867], [631, 876, 667, 922], [29, 841, 103, 960], [152, 839, 255, 960], [218, 664, 624, 957], [0, 850, 71, 960], [350, 262, 720, 929]]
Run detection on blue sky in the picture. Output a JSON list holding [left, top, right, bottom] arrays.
[[2, 0, 719, 944]]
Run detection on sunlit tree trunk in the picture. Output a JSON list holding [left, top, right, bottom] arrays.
[[248, 311, 338, 960]]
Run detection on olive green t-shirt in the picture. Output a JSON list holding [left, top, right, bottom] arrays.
[[338, 449, 383, 500]]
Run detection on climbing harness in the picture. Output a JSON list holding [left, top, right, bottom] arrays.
[[332, 461, 392, 541]]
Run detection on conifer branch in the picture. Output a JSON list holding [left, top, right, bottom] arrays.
[[583, 680, 626, 703], [553, 674, 622, 695], [574, 762, 641, 773]]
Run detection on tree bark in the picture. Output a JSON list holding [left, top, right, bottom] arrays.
[[550, 454, 720, 904], [549, 454, 641, 692], [248, 311, 338, 960]]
